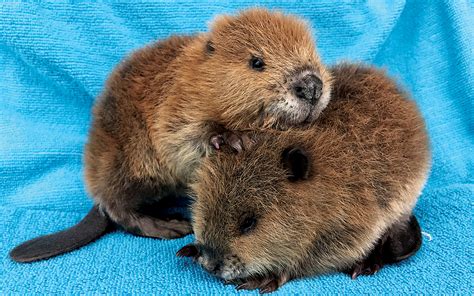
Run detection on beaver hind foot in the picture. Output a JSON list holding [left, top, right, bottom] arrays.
[[348, 215, 422, 279], [117, 214, 192, 239]]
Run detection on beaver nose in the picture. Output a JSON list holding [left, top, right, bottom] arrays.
[[210, 262, 222, 274], [293, 74, 323, 104], [178, 244, 224, 274], [202, 254, 223, 275]]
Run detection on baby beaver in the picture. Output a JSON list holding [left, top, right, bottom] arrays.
[[10, 8, 332, 263], [178, 63, 430, 293]]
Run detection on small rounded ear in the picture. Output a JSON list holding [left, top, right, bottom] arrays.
[[281, 147, 310, 182]]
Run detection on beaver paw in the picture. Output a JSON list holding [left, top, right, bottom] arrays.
[[126, 217, 193, 239], [235, 274, 289, 294], [210, 132, 255, 153], [236, 278, 279, 294], [210, 134, 225, 150], [348, 259, 382, 280]]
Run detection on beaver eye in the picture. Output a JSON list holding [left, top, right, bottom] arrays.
[[239, 215, 257, 235], [206, 41, 215, 54], [249, 56, 265, 71]]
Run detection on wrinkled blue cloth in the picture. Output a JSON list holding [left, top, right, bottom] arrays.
[[1, 1, 472, 294]]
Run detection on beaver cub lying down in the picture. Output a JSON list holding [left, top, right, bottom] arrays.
[[177, 64, 431, 293], [10, 9, 332, 263]]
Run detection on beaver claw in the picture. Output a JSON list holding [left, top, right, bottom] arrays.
[[349, 261, 381, 279], [210, 135, 225, 150], [234, 273, 289, 294], [210, 132, 255, 153], [347, 255, 383, 280]]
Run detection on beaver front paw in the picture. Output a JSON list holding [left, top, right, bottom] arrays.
[[210, 131, 255, 153], [210, 134, 225, 150], [234, 273, 289, 294], [348, 260, 382, 279]]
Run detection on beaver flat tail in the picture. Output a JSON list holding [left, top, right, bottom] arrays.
[[9, 205, 112, 263]]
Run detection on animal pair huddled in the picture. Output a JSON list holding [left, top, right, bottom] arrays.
[[10, 9, 430, 293]]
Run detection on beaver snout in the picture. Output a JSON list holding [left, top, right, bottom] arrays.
[[177, 243, 223, 274], [177, 243, 245, 280], [199, 253, 225, 276], [292, 74, 323, 104]]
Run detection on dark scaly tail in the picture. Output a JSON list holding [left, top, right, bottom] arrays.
[[9, 205, 113, 263]]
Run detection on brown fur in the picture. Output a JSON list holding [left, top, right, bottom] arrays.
[[85, 8, 331, 237], [188, 63, 431, 291]]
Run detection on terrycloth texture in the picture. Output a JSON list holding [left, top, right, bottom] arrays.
[[1, 1, 472, 294]]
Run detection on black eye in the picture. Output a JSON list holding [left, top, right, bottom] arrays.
[[206, 41, 215, 54], [249, 56, 265, 71], [239, 215, 257, 235]]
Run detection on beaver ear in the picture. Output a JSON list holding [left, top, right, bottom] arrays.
[[281, 147, 310, 182]]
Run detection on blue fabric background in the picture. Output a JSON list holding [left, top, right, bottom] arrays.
[[1, 1, 472, 294]]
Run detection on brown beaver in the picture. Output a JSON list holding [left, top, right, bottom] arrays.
[[177, 63, 431, 293], [10, 8, 332, 263]]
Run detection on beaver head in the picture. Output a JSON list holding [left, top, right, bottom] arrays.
[[200, 9, 332, 130]]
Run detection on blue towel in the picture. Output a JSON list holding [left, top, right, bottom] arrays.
[[1, 1, 472, 294]]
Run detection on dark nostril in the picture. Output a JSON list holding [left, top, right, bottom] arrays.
[[294, 86, 304, 96], [212, 262, 221, 273], [176, 244, 199, 258]]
